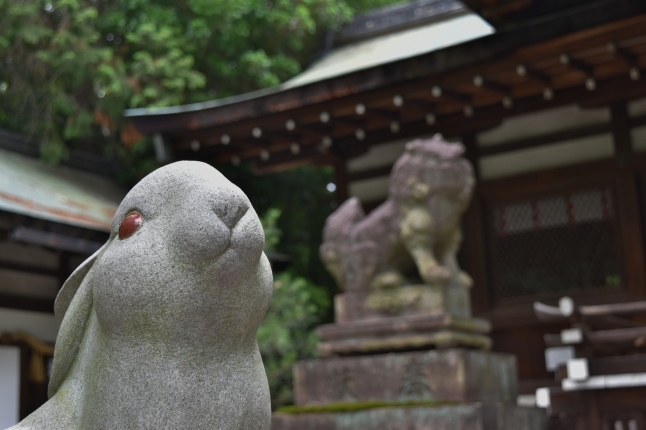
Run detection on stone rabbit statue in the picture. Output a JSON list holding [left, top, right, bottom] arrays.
[[10, 161, 273, 429]]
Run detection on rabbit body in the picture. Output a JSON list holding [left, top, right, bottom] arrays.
[[10, 162, 273, 430]]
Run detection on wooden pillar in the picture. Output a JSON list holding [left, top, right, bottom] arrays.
[[610, 102, 646, 298], [460, 133, 490, 314], [58, 251, 71, 290], [333, 157, 349, 205], [462, 133, 480, 179], [611, 102, 633, 165]]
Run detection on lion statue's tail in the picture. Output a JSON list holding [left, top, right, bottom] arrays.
[[319, 197, 365, 290]]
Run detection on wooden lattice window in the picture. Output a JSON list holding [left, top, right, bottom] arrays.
[[487, 186, 622, 300]]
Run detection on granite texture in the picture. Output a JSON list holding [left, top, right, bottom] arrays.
[[10, 161, 273, 430]]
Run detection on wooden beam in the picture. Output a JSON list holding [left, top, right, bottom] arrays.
[[9, 227, 103, 255], [516, 64, 552, 88], [559, 53, 595, 78], [534, 300, 646, 321], [473, 75, 511, 98], [364, 108, 397, 123], [252, 145, 337, 174], [0, 260, 59, 277], [212, 140, 293, 163], [397, 98, 434, 115], [192, 73, 646, 171], [176, 41, 646, 163], [610, 102, 633, 164], [586, 354, 646, 376], [333, 158, 350, 204], [545, 326, 646, 348], [578, 73, 646, 108], [431, 87, 471, 106], [0, 294, 54, 313], [252, 156, 318, 175], [606, 41, 640, 69]]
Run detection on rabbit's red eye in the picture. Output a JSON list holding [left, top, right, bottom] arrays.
[[119, 211, 143, 240]]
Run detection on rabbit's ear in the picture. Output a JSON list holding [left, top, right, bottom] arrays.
[[54, 244, 106, 326], [48, 264, 95, 398]]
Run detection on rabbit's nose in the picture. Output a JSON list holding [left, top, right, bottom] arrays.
[[216, 201, 248, 230]]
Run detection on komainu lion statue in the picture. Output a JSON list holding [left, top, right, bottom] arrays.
[[320, 135, 474, 292]]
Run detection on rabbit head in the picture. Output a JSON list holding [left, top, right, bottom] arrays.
[[50, 161, 272, 396]]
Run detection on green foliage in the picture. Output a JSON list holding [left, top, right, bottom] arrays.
[[261, 208, 283, 254], [0, 0, 404, 174], [220, 163, 336, 285], [257, 208, 331, 409], [242, 142, 339, 413], [258, 271, 330, 409]]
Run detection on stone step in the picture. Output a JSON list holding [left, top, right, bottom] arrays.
[[335, 283, 472, 323], [316, 313, 491, 357], [271, 402, 546, 430]]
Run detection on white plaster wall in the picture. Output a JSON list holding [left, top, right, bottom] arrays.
[[349, 176, 390, 202], [479, 134, 614, 180], [0, 346, 20, 429], [478, 105, 609, 147], [0, 270, 59, 300], [0, 308, 58, 342], [0, 242, 58, 268], [348, 131, 615, 199], [632, 126, 646, 152], [348, 140, 407, 172], [629, 97, 646, 117], [346, 105, 617, 199]]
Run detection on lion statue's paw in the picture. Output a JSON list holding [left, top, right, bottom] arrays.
[[421, 265, 452, 285]]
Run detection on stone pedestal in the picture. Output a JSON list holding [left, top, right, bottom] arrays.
[[294, 350, 517, 405], [317, 313, 492, 357], [272, 349, 545, 430], [271, 281, 546, 429], [335, 282, 472, 322], [319, 281, 491, 357]]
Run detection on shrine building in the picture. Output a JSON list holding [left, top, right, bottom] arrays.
[[125, 0, 646, 415]]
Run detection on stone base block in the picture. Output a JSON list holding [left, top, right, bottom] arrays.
[[294, 349, 517, 405], [271, 403, 546, 430], [335, 283, 471, 323], [317, 313, 491, 357]]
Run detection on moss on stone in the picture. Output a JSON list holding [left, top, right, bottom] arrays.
[[275, 400, 457, 414]]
